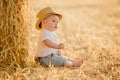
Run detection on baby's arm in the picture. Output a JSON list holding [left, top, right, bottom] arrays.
[[57, 50, 62, 56], [43, 39, 64, 49]]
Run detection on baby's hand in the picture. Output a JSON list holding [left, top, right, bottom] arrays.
[[58, 43, 64, 49]]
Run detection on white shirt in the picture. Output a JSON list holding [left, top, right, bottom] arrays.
[[34, 28, 60, 57]]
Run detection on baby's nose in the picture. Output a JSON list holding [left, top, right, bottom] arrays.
[[55, 23, 58, 25]]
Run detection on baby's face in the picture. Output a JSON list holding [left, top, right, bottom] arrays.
[[42, 15, 59, 31]]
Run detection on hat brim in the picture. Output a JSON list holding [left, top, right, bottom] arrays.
[[35, 13, 62, 30]]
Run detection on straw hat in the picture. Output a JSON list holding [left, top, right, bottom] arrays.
[[35, 7, 62, 30]]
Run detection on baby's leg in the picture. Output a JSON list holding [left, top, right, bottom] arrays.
[[64, 59, 83, 67]]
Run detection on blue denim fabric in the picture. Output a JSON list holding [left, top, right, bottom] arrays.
[[37, 53, 67, 67]]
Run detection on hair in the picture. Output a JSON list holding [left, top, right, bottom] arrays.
[[39, 22, 42, 28]]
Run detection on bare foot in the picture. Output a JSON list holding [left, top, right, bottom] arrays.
[[64, 59, 84, 67], [72, 59, 84, 67]]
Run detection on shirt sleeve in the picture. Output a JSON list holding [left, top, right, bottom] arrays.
[[42, 30, 51, 41]]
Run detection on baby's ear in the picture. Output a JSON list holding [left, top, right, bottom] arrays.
[[42, 20, 45, 24], [41, 20, 45, 24]]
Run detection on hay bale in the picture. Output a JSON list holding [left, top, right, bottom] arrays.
[[0, 0, 29, 73]]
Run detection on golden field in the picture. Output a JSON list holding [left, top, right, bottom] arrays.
[[0, 0, 120, 80]]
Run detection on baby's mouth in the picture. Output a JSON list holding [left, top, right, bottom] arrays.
[[54, 26, 57, 28]]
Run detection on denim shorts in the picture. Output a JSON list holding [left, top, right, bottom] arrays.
[[35, 53, 67, 67]]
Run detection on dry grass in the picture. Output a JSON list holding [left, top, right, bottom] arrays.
[[0, 0, 120, 80]]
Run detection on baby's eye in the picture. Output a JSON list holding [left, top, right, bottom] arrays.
[[52, 20, 55, 22], [52, 20, 58, 23]]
